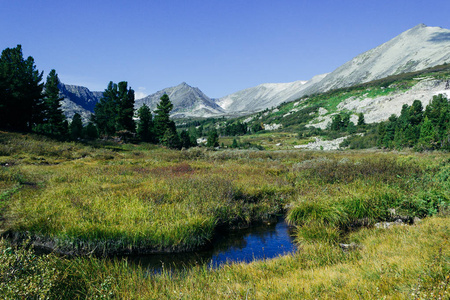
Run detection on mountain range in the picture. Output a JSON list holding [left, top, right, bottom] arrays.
[[59, 24, 450, 121]]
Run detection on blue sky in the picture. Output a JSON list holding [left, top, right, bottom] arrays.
[[1, 0, 449, 99]]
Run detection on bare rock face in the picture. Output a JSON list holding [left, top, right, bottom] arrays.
[[302, 24, 450, 96], [58, 83, 103, 123], [214, 24, 450, 117], [134, 82, 225, 118]]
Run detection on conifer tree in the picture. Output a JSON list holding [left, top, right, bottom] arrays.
[[136, 104, 154, 142], [180, 130, 196, 148], [0, 45, 44, 131], [424, 94, 449, 146], [70, 113, 83, 140], [117, 81, 135, 133], [207, 128, 219, 147], [37, 69, 67, 137], [357, 113, 365, 126], [94, 82, 119, 136], [417, 116, 438, 150], [154, 94, 176, 142], [84, 122, 98, 139]]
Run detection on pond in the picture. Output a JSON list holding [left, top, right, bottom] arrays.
[[121, 218, 297, 272]]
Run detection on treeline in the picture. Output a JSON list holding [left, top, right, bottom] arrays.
[[377, 94, 450, 150], [0, 45, 197, 149], [340, 94, 450, 150]]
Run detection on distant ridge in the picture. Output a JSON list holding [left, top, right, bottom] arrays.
[[58, 83, 103, 123], [134, 82, 225, 118], [216, 24, 450, 115], [57, 24, 450, 120]]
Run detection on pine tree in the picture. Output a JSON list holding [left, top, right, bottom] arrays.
[[231, 138, 238, 148], [207, 128, 219, 147], [0, 45, 44, 131], [330, 114, 342, 131], [180, 130, 193, 149], [424, 94, 449, 146], [136, 104, 154, 142], [37, 69, 67, 137], [161, 128, 181, 149], [417, 116, 438, 150], [70, 113, 83, 140], [154, 94, 175, 142], [84, 122, 98, 139], [357, 113, 365, 126], [117, 81, 135, 133], [94, 82, 118, 136]]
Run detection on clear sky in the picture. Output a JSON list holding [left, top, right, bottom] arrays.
[[1, 0, 449, 99]]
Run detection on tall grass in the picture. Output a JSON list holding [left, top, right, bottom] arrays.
[[0, 131, 449, 298], [1, 215, 448, 299]]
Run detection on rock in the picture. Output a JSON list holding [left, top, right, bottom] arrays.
[[339, 243, 361, 251], [374, 220, 406, 229]]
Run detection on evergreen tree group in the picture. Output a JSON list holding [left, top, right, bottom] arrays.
[[378, 95, 449, 150], [0, 45, 67, 138], [93, 81, 136, 137]]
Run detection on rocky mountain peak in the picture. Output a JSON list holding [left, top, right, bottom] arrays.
[[134, 82, 224, 118]]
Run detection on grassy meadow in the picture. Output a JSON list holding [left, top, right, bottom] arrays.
[[0, 131, 449, 299]]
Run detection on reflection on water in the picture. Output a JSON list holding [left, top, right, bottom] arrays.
[[120, 218, 297, 272]]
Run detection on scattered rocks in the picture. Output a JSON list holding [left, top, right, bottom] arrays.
[[374, 219, 406, 229], [294, 136, 347, 151], [263, 123, 282, 131], [339, 242, 362, 252]]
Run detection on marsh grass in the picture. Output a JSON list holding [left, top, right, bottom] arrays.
[[1, 215, 448, 299], [0, 131, 449, 298]]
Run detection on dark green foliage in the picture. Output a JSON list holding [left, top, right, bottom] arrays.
[[116, 81, 135, 133], [206, 128, 219, 148], [70, 113, 83, 140], [84, 122, 98, 139], [154, 94, 176, 143], [34, 69, 68, 138], [357, 113, 365, 126], [251, 122, 263, 133], [180, 130, 196, 148], [152, 94, 182, 149], [377, 95, 449, 150], [222, 121, 247, 136], [424, 94, 450, 149], [93, 81, 135, 137], [0, 45, 44, 131], [94, 81, 119, 136], [330, 112, 354, 133], [161, 127, 181, 149], [136, 104, 154, 142], [231, 138, 238, 148]]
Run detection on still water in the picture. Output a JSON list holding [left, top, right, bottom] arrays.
[[122, 218, 297, 272]]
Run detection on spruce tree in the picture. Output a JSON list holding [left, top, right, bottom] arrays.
[[0, 45, 44, 131], [70, 113, 83, 140], [424, 94, 449, 146], [38, 69, 67, 137], [180, 130, 194, 148], [357, 113, 365, 126], [154, 94, 176, 142], [84, 122, 99, 139], [117, 81, 135, 133], [94, 81, 118, 136], [417, 116, 438, 150], [136, 104, 154, 142], [206, 128, 219, 147]]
